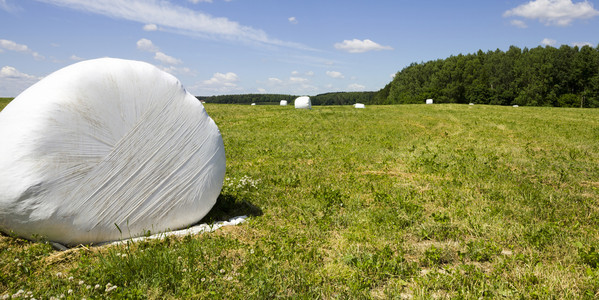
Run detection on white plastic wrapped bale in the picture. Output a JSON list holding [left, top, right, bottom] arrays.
[[426, 99, 433, 104], [0, 58, 226, 246], [280, 100, 288, 106], [354, 103, 365, 109], [294, 96, 311, 109]]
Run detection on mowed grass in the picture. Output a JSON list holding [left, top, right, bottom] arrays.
[[1, 103, 599, 298], [0, 98, 12, 111]]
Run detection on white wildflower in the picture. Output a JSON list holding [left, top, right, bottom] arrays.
[[105, 283, 117, 293]]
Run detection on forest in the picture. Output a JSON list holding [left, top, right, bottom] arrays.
[[375, 45, 599, 107], [198, 45, 599, 108]]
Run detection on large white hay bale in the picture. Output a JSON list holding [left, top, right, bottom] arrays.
[[426, 99, 433, 104], [0, 58, 226, 246], [280, 100, 288, 106], [294, 96, 311, 109], [354, 103, 365, 109]]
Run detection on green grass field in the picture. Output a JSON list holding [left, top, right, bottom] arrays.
[[1, 103, 599, 298], [0, 98, 12, 111]]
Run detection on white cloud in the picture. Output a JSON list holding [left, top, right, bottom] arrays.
[[34, 0, 309, 49], [0, 66, 38, 80], [326, 71, 344, 79], [289, 76, 308, 83], [202, 72, 238, 87], [0, 66, 42, 96], [154, 51, 182, 65], [572, 41, 595, 47], [160, 65, 193, 76], [0, 0, 20, 12], [188, 0, 213, 3], [196, 72, 241, 94], [334, 39, 393, 53], [258, 74, 318, 95], [136, 38, 159, 52], [257, 88, 266, 93], [504, 0, 599, 26], [136, 38, 182, 65], [143, 23, 158, 31], [305, 71, 314, 76], [510, 19, 528, 28], [291, 70, 299, 75], [0, 39, 44, 60], [541, 38, 557, 46], [348, 83, 365, 91], [70, 54, 84, 61], [0, 39, 27, 52], [288, 16, 297, 24]]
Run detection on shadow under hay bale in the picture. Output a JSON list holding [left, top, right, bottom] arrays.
[[199, 193, 263, 224]]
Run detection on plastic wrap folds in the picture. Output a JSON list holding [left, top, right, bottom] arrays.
[[0, 58, 226, 246]]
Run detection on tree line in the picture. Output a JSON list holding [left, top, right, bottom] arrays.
[[199, 92, 376, 106], [374, 45, 599, 107], [197, 94, 296, 104]]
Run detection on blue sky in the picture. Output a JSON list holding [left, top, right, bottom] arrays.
[[1, 0, 598, 97]]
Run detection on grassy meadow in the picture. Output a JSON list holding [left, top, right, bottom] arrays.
[[0, 98, 12, 111], [1, 102, 599, 298]]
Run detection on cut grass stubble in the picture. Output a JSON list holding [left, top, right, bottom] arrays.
[[1, 103, 599, 298]]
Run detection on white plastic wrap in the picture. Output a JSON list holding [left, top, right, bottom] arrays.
[[0, 58, 226, 246], [354, 103, 365, 109], [426, 99, 434, 104], [280, 100, 288, 106], [294, 96, 311, 109]]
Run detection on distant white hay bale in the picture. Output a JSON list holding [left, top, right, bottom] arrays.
[[294, 96, 311, 109], [0, 58, 226, 246], [251, 103, 256, 106], [513, 105, 519, 107], [426, 99, 433, 104], [469, 103, 474, 105], [280, 100, 288, 106], [354, 103, 365, 109]]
